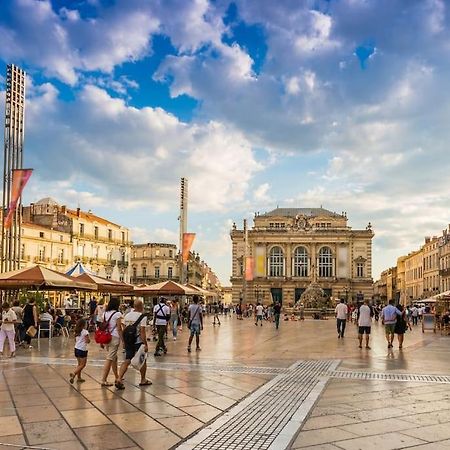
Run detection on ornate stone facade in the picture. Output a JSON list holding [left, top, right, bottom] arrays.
[[20, 198, 131, 282], [230, 208, 374, 305]]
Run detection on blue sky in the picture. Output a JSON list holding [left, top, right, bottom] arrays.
[[1, 0, 450, 284]]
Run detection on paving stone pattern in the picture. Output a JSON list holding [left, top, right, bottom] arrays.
[[180, 360, 336, 450]]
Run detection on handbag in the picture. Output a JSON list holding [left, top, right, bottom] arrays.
[[94, 312, 118, 345], [26, 325, 37, 338], [131, 344, 147, 370]]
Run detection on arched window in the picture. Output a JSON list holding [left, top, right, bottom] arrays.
[[269, 246, 284, 277], [318, 247, 333, 277], [142, 265, 147, 278], [293, 246, 308, 277], [132, 266, 137, 279]]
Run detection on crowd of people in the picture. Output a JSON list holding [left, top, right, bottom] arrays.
[[1, 293, 449, 392], [335, 298, 450, 349]]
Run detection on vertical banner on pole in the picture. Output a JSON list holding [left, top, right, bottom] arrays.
[[4, 169, 33, 229], [182, 233, 196, 263], [245, 256, 254, 281]]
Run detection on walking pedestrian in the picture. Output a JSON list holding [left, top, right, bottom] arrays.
[[116, 299, 151, 389], [70, 318, 90, 383], [357, 299, 372, 349], [394, 304, 410, 349], [212, 302, 221, 325], [255, 303, 263, 326], [273, 301, 281, 329], [94, 299, 106, 327], [335, 299, 348, 338], [153, 297, 170, 356], [410, 305, 418, 326], [100, 297, 123, 387], [170, 300, 180, 341], [381, 299, 402, 349], [187, 295, 203, 352], [22, 298, 38, 349], [0, 302, 17, 358]]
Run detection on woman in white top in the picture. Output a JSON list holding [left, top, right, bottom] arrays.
[[100, 297, 123, 387], [1, 302, 18, 358]]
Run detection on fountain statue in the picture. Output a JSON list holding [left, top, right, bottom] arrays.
[[297, 263, 332, 309]]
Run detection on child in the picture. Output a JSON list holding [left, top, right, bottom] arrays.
[[70, 318, 90, 384]]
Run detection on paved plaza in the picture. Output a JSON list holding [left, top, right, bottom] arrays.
[[0, 316, 450, 450]]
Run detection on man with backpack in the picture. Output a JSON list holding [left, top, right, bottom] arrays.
[[115, 299, 150, 390], [153, 297, 170, 356]]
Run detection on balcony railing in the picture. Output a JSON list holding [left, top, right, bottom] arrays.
[[72, 232, 131, 246]]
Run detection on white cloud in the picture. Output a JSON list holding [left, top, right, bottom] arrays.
[[253, 183, 271, 203], [23, 82, 262, 214]]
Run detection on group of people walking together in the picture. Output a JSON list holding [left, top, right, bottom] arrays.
[[70, 295, 204, 390], [335, 298, 411, 349]]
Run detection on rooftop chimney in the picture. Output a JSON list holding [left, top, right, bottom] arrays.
[[76, 207, 80, 217]]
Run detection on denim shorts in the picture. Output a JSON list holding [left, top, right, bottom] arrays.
[[190, 323, 201, 336], [74, 348, 88, 358]]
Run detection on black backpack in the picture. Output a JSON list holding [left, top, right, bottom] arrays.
[[123, 314, 146, 347]]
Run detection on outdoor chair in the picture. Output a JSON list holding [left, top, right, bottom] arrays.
[[54, 322, 69, 337], [37, 320, 53, 339]]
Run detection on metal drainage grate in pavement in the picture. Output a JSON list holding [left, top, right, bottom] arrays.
[[330, 370, 450, 384], [9, 356, 288, 375], [145, 362, 289, 375], [177, 359, 338, 450]]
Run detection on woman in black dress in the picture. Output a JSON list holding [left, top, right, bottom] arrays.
[[22, 299, 38, 348], [394, 304, 410, 349]]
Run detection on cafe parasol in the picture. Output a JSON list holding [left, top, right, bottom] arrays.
[[133, 280, 199, 296], [0, 265, 96, 291], [75, 272, 134, 294]]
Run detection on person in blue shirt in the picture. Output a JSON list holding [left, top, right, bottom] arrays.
[[381, 300, 402, 349]]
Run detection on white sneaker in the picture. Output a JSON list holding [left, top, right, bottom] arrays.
[[173, 337, 177, 341]]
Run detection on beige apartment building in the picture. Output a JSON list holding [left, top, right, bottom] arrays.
[[404, 249, 424, 302], [130, 243, 178, 285], [439, 226, 450, 293], [21, 198, 131, 281], [422, 236, 440, 298], [230, 207, 374, 305], [396, 255, 407, 304], [130, 244, 222, 295]]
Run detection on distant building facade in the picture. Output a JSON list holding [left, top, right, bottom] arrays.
[[130, 244, 222, 295], [130, 243, 178, 285], [21, 198, 131, 281], [230, 207, 374, 305], [439, 227, 450, 293]]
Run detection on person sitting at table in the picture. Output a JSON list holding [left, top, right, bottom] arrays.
[[40, 308, 54, 323], [54, 309, 65, 335]]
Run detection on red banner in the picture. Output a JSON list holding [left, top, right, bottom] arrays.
[[182, 233, 196, 263], [245, 256, 254, 281], [4, 169, 33, 229]]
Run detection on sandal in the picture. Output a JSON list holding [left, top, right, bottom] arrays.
[[69, 373, 75, 384], [101, 381, 113, 387], [115, 381, 125, 390], [76, 378, 86, 383], [139, 380, 152, 386]]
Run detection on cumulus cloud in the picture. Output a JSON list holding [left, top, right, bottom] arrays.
[[22, 83, 262, 213]]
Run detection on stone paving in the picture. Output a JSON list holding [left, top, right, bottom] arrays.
[[0, 315, 449, 449]]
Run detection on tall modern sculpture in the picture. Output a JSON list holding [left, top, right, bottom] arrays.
[[179, 177, 188, 284], [1, 64, 26, 272]]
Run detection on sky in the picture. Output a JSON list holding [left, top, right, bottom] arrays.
[[0, 0, 450, 285]]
